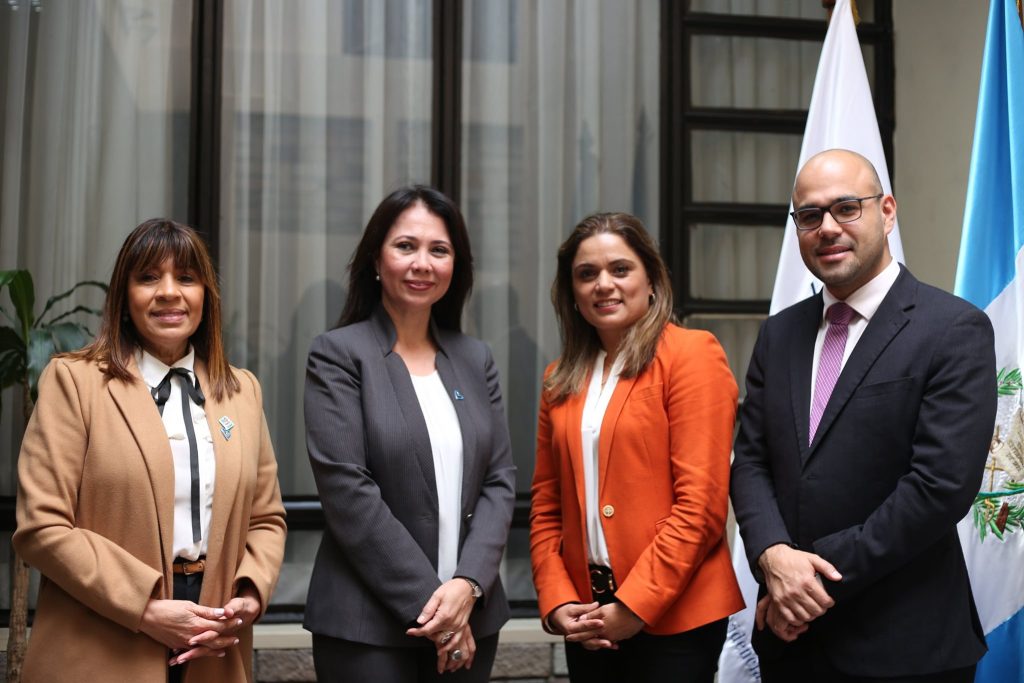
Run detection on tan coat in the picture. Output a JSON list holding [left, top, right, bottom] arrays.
[[13, 356, 287, 683]]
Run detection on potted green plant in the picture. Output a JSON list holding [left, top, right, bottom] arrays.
[[0, 270, 105, 682]]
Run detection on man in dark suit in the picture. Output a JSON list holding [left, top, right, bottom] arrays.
[[731, 148, 996, 683]]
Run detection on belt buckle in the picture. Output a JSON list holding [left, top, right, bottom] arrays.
[[589, 567, 615, 595], [178, 559, 205, 575]]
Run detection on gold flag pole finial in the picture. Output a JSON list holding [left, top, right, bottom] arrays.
[[822, 0, 860, 26], [1017, 0, 1023, 30]]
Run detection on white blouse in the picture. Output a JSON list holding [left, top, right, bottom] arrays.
[[137, 347, 216, 560], [410, 371, 464, 581], [581, 350, 624, 569]]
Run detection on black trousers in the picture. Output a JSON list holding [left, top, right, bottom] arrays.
[[168, 571, 203, 683], [563, 617, 728, 683], [312, 632, 499, 683], [759, 634, 977, 683]]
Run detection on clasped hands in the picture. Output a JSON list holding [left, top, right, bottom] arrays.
[[549, 601, 645, 651], [406, 578, 479, 674], [756, 544, 842, 642], [140, 584, 262, 667]]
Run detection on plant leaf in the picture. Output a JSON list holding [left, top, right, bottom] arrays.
[[48, 322, 90, 354], [0, 325, 24, 357], [45, 305, 105, 326], [0, 304, 15, 327], [996, 367, 1024, 396], [0, 348, 23, 387], [0, 332, 22, 419], [0, 332, 25, 396], [26, 329, 55, 402], [0, 353, 19, 413], [36, 280, 107, 326], [3, 271, 35, 338]]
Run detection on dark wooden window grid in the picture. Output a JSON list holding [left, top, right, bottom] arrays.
[[0, 0, 894, 624], [661, 1, 895, 319]]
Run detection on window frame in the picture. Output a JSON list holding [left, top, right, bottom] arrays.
[[660, 0, 895, 320], [0, 0, 895, 624]]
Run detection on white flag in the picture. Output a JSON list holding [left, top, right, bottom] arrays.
[[769, 0, 904, 315], [719, 0, 905, 680]]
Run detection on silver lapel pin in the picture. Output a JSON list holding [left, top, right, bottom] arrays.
[[453, 390, 465, 400], [218, 415, 235, 441]]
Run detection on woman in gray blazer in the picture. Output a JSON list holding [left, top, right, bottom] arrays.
[[304, 186, 515, 681]]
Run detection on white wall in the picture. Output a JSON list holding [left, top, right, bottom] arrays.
[[893, 0, 989, 291]]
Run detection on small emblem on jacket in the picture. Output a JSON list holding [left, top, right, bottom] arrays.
[[218, 415, 235, 440], [453, 390, 465, 401]]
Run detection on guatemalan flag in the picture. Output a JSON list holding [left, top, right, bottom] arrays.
[[718, 0, 904, 680], [953, 1, 1024, 682]]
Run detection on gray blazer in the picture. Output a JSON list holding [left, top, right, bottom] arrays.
[[303, 305, 515, 647]]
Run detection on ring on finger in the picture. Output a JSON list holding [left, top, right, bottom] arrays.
[[450, 649, 464, 662], [440, 631, 455, 645]]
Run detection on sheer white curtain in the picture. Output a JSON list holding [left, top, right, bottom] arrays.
[[462, 0, 659, 483], [460, 0, 659, 602], [0, 0, 191, 492], [1, 1, 190, 283], [220, 0, 432, 497], [0, 0, 190, 610]]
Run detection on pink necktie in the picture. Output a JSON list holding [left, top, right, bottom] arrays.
[[809, 302, 855, 444]]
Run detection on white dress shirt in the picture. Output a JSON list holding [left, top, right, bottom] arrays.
[[581, 350, 625, 569], [410, 371, 464, 582], [810, 257, 902, 416], [138, 347, 216, 560]]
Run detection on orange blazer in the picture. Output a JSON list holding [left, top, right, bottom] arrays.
[[530, 324, 744, 634]]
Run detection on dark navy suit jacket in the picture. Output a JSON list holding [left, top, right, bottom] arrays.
[[731, 266, 995, 677]]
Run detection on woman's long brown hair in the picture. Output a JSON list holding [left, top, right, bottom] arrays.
[[544, 212, 675, 404]]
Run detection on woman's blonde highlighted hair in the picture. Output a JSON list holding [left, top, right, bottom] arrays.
[[544, 212, 675, 403]]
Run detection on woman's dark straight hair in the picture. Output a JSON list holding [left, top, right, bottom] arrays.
[[337, 185, 474, 331]]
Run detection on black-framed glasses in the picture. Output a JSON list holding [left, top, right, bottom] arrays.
[[790, 194, 883, 231]]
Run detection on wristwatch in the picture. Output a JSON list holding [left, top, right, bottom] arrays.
[[458, 576, 483, 599]]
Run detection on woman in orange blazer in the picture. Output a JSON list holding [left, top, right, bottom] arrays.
[[530, 212, 743, 682]]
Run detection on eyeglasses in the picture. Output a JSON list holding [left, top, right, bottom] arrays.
[[790, 194, 883, 231]]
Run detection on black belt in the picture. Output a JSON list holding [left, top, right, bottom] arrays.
[[589, 564, 617, 605]]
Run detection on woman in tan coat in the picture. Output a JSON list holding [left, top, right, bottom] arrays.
[[13, 219, 287, 682]]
